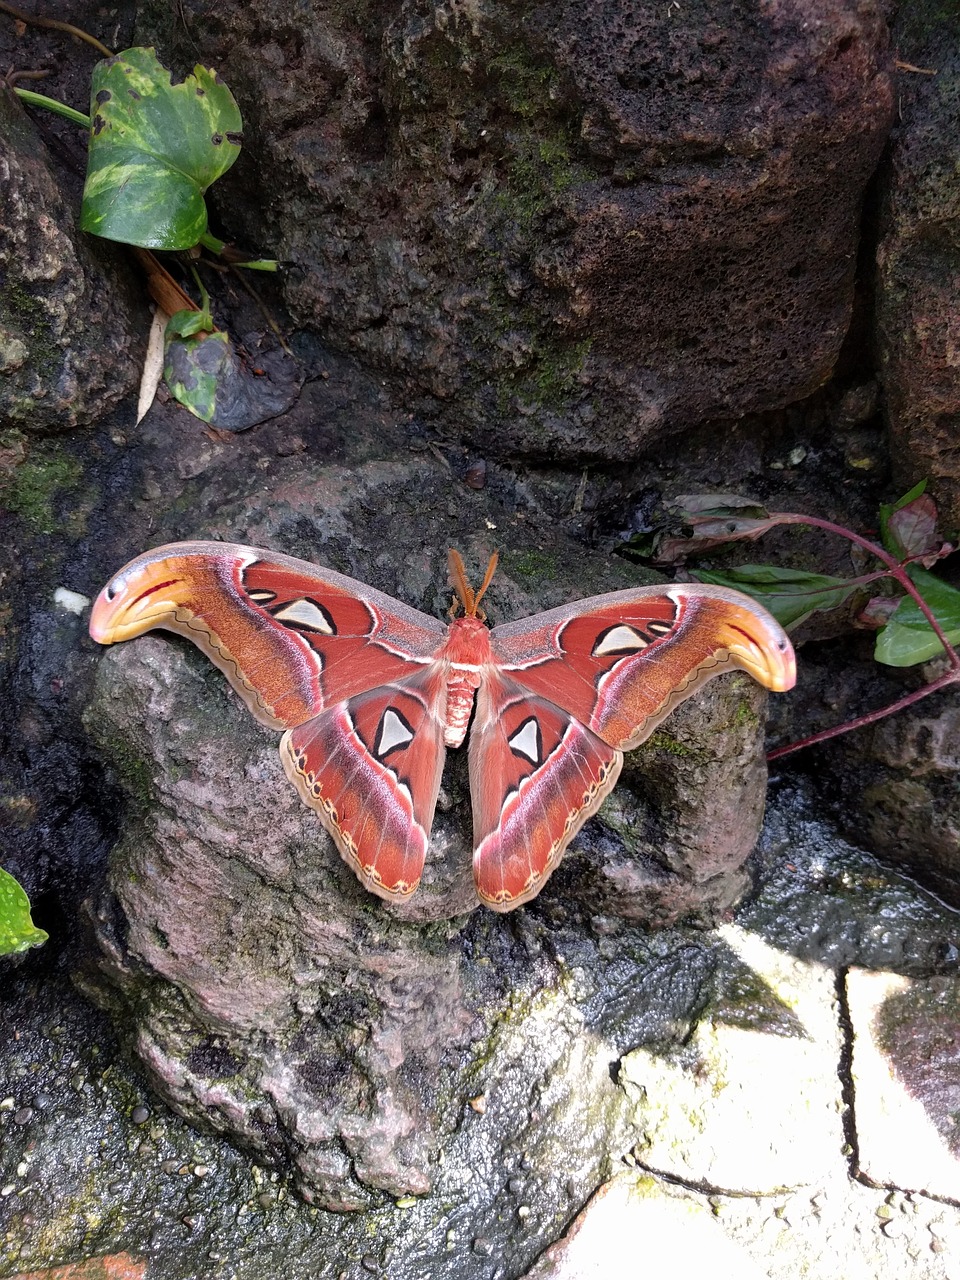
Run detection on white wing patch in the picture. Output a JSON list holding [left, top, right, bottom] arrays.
[[377, 708, 415, 758], [592, 624, 650, 656], [508, 717, 542, 766], [272, 598, 336, 634]]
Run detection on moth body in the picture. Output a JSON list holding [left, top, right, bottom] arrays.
[[440, 614, 491, 747]]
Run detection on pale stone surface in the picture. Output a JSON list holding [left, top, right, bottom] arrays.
[[847, 967, 960, 1201], [522, 1173, 769, 1280], [619, 924, 844, 1193], [521, 1167, 960, 1280]]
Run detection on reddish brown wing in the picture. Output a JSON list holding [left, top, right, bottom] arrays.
[[489, 582, 795, 750], [89, 541, 450, 901], [469, 670, 621, 911], [281, 669, 447, 901], [89, 541, 447, 728], [469, 582, 796, 909]]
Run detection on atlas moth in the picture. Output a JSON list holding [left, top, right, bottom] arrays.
[[89, 542, 795, 910]]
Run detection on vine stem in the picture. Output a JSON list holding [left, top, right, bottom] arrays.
[[13, 87, 90, 128], [768, 667, 959, 761]]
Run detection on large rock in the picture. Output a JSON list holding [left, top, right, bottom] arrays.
[[0, 88, 142, 433], [840, 690, 960, 909], [136, 0, 893, 459], [78, 424, 780, 1205], [877, 3, 960, 527], [761, 636, 959, 909]]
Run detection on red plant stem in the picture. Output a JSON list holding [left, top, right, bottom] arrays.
[[768, 666, 960, 761], [773, 512, 960, 668]]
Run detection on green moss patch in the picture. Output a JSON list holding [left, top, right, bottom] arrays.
[[2, 449, 84, 534]]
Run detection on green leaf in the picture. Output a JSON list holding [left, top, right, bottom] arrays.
[[0, 867, 48, 956], [695, 564, 860, 629], [875, 566, 960, 666], [80, 47, 242, 250], [166, 306, 215, 339]]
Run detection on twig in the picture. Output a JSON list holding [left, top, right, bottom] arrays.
[[5, 67, 49, 86], [226, 263, 293, 355], [0, 1, 113, 58], [894, 59, 937, 75]]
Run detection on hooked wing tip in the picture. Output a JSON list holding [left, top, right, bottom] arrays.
[[718, 616, 797, 692]]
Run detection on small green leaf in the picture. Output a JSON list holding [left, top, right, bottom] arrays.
[[875, 566, 960, 666], [80, 47, 242, 250], [695, 564, 860, 629], [231, 258, 279, 272], [166, 307, 215, 339], [0, 867, 48, 955]]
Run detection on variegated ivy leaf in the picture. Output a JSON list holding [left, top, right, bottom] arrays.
[[80, 47, 242, 250], [0, 867, 48, 956]]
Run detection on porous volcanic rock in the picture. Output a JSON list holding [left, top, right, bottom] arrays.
[[834, 688, 960, 910], [877, 3, 960, 528], [79, 431, 780, 1205], [136, 0, 894, 459]]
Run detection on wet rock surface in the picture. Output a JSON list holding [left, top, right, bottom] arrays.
[[4, 783, 960, 1280], [830, 689, 960, 909]]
